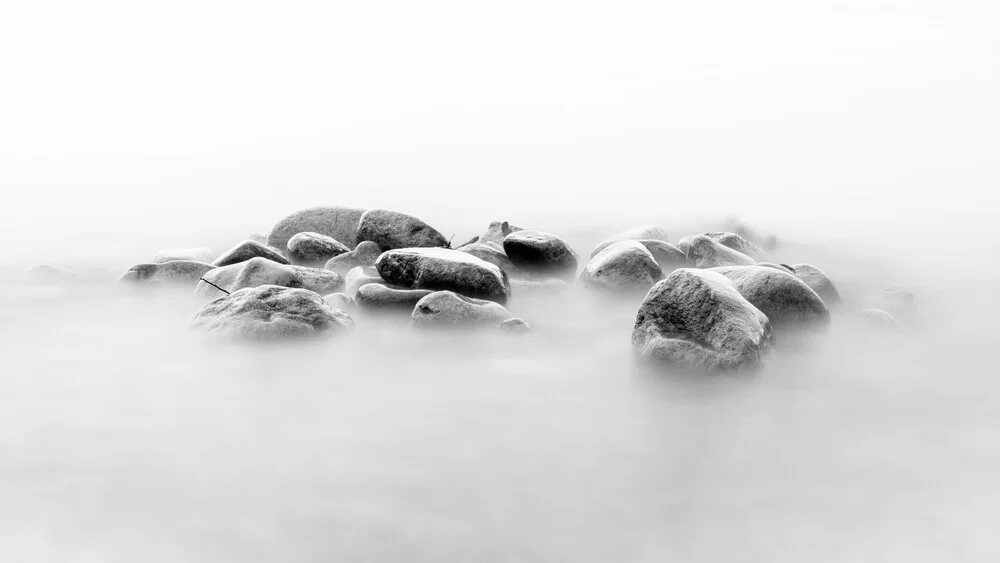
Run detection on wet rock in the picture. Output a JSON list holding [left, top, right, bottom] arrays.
[[267, 206, 367, 251], [580, 240, 663, 292], [411, 290, 513, 327], [632, 268, 772, 371], [590, 225, 670, 256], [191, 285, 354, 340], [458, 243, 516, 276], [345, 266, 386, 297], [356, 284, 433, 312], [479, 221, 523, 246], [213, 240, 290, 268], [684, 235, 756, 268], [120, 260, 215, 287], [152, 247, 215, 264], [503, 230, 578, 281], [356, 209, 448, 251], [324, 292, 355, 312], [789, 263, 841, 306], [286, 232, 350, 266], [195, 257, 341, 299], [324, 241, 383, 276], [498, 317, 535, 335], [376, 248, 511, 303], [712, 265, 830, 331]]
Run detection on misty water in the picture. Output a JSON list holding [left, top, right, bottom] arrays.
[[2, 220, 997, 563]]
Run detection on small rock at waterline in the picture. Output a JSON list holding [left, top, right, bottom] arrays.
[[120, 261, 215, 287], [411, 290, 513, 327], [345, 266, 385, 297], [213, 240, 290, 268], [590, 225, 670, 256], [457, 243, 516, 276], [684, 235, 756, 268], [580, 240, 663, 293], [376, 247, 511, 303], [286, 232, 350, 266], [632, 269, 772, 371], [152, 247, 215, 264], [498, 317, 535, 335], [191, 285, 354, 340], [195, 257, 343, 298], [324, 241, 383, 276], [503, 230, 578, 281], [789, 263, 841, 307], [712, 265, 830, 331], [324, 292, 355, 312], [356, 284, 434, 311], [478, 221, 524, 246]]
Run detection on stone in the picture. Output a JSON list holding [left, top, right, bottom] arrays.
[[194, 257, 342, 299], [757, 262, 795, 273], [789, 263, 841, 306], [712, 265, 830, 330], [457, 243, 516, 276], [356, 209, 448, 251], [498, 318, 535, 335], [376, 247, 511, 303], [191, 285, 354, 340], [502, 229, 578, 281], [356, 284, 434, 311], [345, 266, 385, 297], [411, 291, 513, 327], [213, 240, 290, 268], [324, 241, 383, 276], [590, 225, 670, 256], [152, 247, 215, 264], [684, 235, 756, 268], [479, 221, 524, 245], [632, 268, 772, 371], [286, 232, 350, 266], [639, 240, 688, 272], [702, 232, 765, 258], [267, 206, 367, 251], [120, 260, 215, 287], [579, 240, 663, 292], [324, 293, 355, 312]]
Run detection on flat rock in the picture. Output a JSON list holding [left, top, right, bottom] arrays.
[[213, 240, 290, 268], [152, 247, 215, 264], [195, 257, 342, 299], [191, 285, 354, 340], [356, 209, 448, 251], [267, 206, 367, 251], [345, 266, 385, 297], [632, 268, 772, 371], [503, 230, 578, 281], [789, 263, 841, 306], [120, 260, 215, 287], [712, 265, 830, 330], [684, 235, 756, 268], [325, 241, 383, 276], [411, 290, 513, 327], [376, 248, 511, 303], [286, 232, 350, 266], [356, 284, 434, 311], [580, 240, 663, 292]]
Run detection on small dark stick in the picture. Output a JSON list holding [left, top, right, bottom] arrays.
[[200, 278, 230, 295]]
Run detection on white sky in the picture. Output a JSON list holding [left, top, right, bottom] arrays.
[[1, 0, 997, 263]]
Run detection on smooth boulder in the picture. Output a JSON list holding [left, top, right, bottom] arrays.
[[195, 257, 342, 299], [503, 230, 577, 281], [345, 266, 385, 297], [120, 261, 215, 287], [632, 269, 772, 371], [267, 206, 367, 251], [498, 318, 535, 335], [356, 209, 448, 251], [712, 266, 830, 330], [191, 285, 354, 340], [213, 240, 290, 268], [324, 293, 355, 312], [457, 243, 516, 276], [152, 247, 215, 264], [702, 232, 765, 258], [590, 225, 670, 257], [579, 240, 663, 292], [684, 235, 756, 268], [356, 284, 434, 312], [789, 264, 841, 306], [376, 248, 511, 303], [411, 291, 513, 327], [286, 232, 350, 266], [324, 241, 383, 276]]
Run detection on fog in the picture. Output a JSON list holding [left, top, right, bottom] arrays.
[[2, 1, 999, 562]]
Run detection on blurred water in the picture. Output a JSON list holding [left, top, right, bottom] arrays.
[[1, 228, 997, 563]]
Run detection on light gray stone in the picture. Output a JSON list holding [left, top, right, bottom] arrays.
[[213, 240, 290, 268], [411, 290, 513, 327], [195, 257, 342, 299], [120, 260, 215, 287], [356, 284, 434, 312], [580, 240, 663, 292], [152, 247, 215, 264], [376, 248, 511, 303], [684, 235, 756, 268], [789, 263, 841, 306], [356, 209, 448, 251], [286, 232, 350, 266], [191, 285, 354, 340], [267, 206, 367, 251], [324, 241, 383, 276], [712, 265, 830, 331], [345, 266, 386, 297]]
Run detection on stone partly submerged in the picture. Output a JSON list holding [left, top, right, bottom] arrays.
[[788, 263, 841, 307], [194, 257, 343, 299], [267, 206, 367, 251], [711, 265, 830, 331], [356, 209, 448, 251], [344, 266, 385, 297], [324, 241, 383, 276], [632, 269, 773, 371], [411, 290, 514, 327], [502, 229, 578, 281], [356, 284, 434, 312], [457, 242, 516, 277], [701, 232, 765, 258], [590, 225, 670, 256], [376, 247, 511, 303], [684, 235, 757, 268], [498, 317, 535, 335], [120, 260, 215, 287], [478, 221, 523, 246], [191, 285, 354, 340], [324, 292, 355, 312], [213, 240, 290, 268], [152, 247, 215, 264], [579, 240, 663, 293], [286, 232, 351, 266]]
